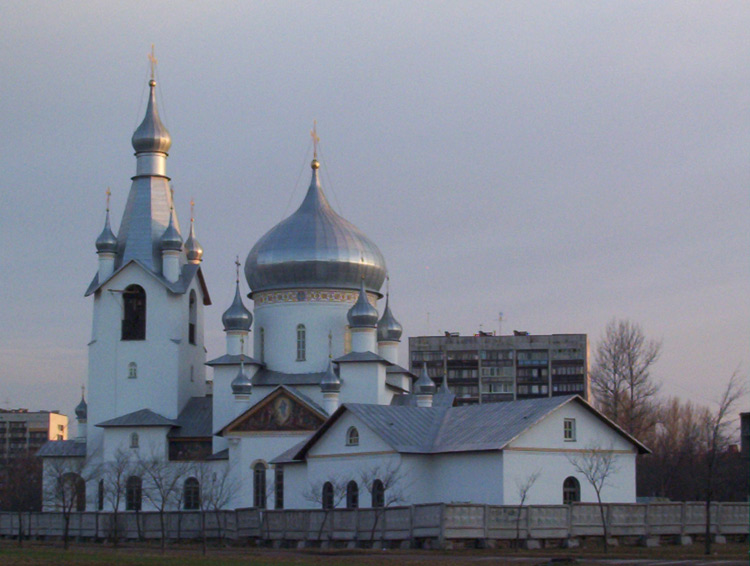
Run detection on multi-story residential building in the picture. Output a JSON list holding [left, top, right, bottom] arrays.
[[409, 332, 589, 405], [0, 409, 68, 462]]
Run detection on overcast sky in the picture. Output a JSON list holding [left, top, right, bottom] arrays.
[[0, 2, 747, 426]]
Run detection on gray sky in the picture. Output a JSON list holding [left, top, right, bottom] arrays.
[[1, 2, 747, 424]]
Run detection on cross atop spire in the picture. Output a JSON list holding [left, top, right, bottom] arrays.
[[105, 188, 111, 212], [190, 198, 195, 222], [328, 330, 333, 359], [235, 255, 241, 284], [81, 384, 86, 399], [148, 44, 157, 82], [310, 120, 320, 159]]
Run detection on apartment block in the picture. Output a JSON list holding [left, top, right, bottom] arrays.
[[409, 332, 589, 405], [0, 409, 68, 462]]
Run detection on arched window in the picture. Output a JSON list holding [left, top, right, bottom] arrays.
[[130, 432, 139, 449], [63, 473, 86, 512], [371, 479, 385, 508], [128, 362, 137, 379], [322, 482, 334, 510], [97, 479, 104, 511], [563, 476, 580, 505], [296, 324, 306, 361], [346, 480, 359, 509], [126, 476, 142, 511], [188, 290, 197, 345], [259, 327, 265, 363], [253, 463, 267, 509], [346, 427, 359, 446], [274, 466, 284, 510], [122, 285, 146, 340], [183, 477, 200, 510]]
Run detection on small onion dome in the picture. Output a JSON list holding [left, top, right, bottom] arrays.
[[74, 395, 88, 421], [416, 364, 436, 395], [184, 220, 203, 262], [95, 210, 118, 254], [222, 281, 253, 331], [131, 79, 172, 154], [160, 210, 182, 251], [231, 366, 253, 395], [347, 279, 379, 328], [320, 361, 341, 393], [438, 372, 451, 394], [377, 295, 403, 342]]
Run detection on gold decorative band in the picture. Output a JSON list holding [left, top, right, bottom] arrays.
[[254, 289, 377, 306]]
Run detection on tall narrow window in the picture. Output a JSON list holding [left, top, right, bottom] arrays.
[[564, 418, 576, 441], [346, 427, 359, 446], [322, 482, 334, 510], [563, 476, 580, 505], [274, 466, 284, 510], [372, 479, 385, 508], [259, 327, 265, 363], [346, 480, 359, 509], [126, 476, 142, 511], [130, 432, 139, 449], [128, 362, 138, 379], [122, 285, 146, 340], [296, 324, 306, 361], [253, 463, 267, 509], [183, 477, 200, 510], [188, 290, 197, 345], [97, 479, 104, 511]]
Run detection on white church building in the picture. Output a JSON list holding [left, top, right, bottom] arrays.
[[38, 73, 648, 513]]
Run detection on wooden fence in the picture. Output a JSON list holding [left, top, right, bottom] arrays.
[[0, 502, 746, 547]]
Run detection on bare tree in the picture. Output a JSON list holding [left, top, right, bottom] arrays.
[[44, 458, 99, 549], [0, 453, 42, 546], [360, 463, 408, 542], [513, 469, 541, 550], [590, 319, 661, 439], [138, 451, 186, 553], [701, 372, 747, 555], [190, 461, 239, 554], [567, 444, 618, 553], [101, 448, 135, 546], [303, 476, 349, 541]]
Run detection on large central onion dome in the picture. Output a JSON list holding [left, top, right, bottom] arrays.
[[245, 160, 387, 295]]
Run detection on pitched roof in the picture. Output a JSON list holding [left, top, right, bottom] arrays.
[[386, 363, 415, 377], [205, 353, 263, 367], [334, 351, 391, 364], [390, 389, 455, 407], [206, 448, 229, 461], [36, 440, 87, 458], [168, 396, 212, 438], [290, 395, 650, 461], [96, 408, 178, 428]]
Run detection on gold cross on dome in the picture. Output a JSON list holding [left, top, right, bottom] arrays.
[[148, 44, 157, 81], [310, 120, 320, 159], [328, 330, 333, 359], [105, 187, 111, 212], [190, 199, 195, 222]]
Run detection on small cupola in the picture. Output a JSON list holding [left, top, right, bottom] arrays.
[[185, 220, 203, 263], [222, 281, 252, 332], [347, 279, 379, 328], [231, 366, 253, 396], [160, 208, 182, 252], [75, 392, 88, 421], [416, 363, 436, 395], [377, 293, 403, 342], [131, 72, 172, 154], [320, 361, 341, 393], [95, 208, 118, 254]]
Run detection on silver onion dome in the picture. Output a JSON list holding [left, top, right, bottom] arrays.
[[231, 366, 253, 395], [74, 394, 88, 421], [222, 281, 253, 331], [131, 79, 172, 154], [96, 209, 118, 254], [160, 210, 182, 251], [377, 294, 403, 342], [347, 279, 379, 328], [184, 219, 203, 262], [320, 361, 341, 393], [416, 363, 436, 395], [244, 160, 387, 295]]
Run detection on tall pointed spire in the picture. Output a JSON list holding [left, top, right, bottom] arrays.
[[377, 277, 403, 342], [132, 46, 171, 155], [222, 257, 252, 331], [185, 199, 203, 263], [96, 188, 117, 254]]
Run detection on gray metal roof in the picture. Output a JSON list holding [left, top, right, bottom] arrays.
[[97, 408, 178, 428], [270, 437, 312, 465], [385, 364, 415, 377], [251, 368, 327, 386], [334, 351, 391, 364], [205, 353, 262, 367], [206, 448, 229, 461], [37, 440, 87, 458], [290, 395, 649, 461], [390, 389, 455, 407], [244, 163, 387, 295], [85, 260, 211, 305], [168, 397, 212, 438]]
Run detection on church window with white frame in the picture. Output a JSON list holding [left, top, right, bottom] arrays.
[[564, 418, 576, 441], [346, 426, 359, 446], [296, 324, 306, 361]]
